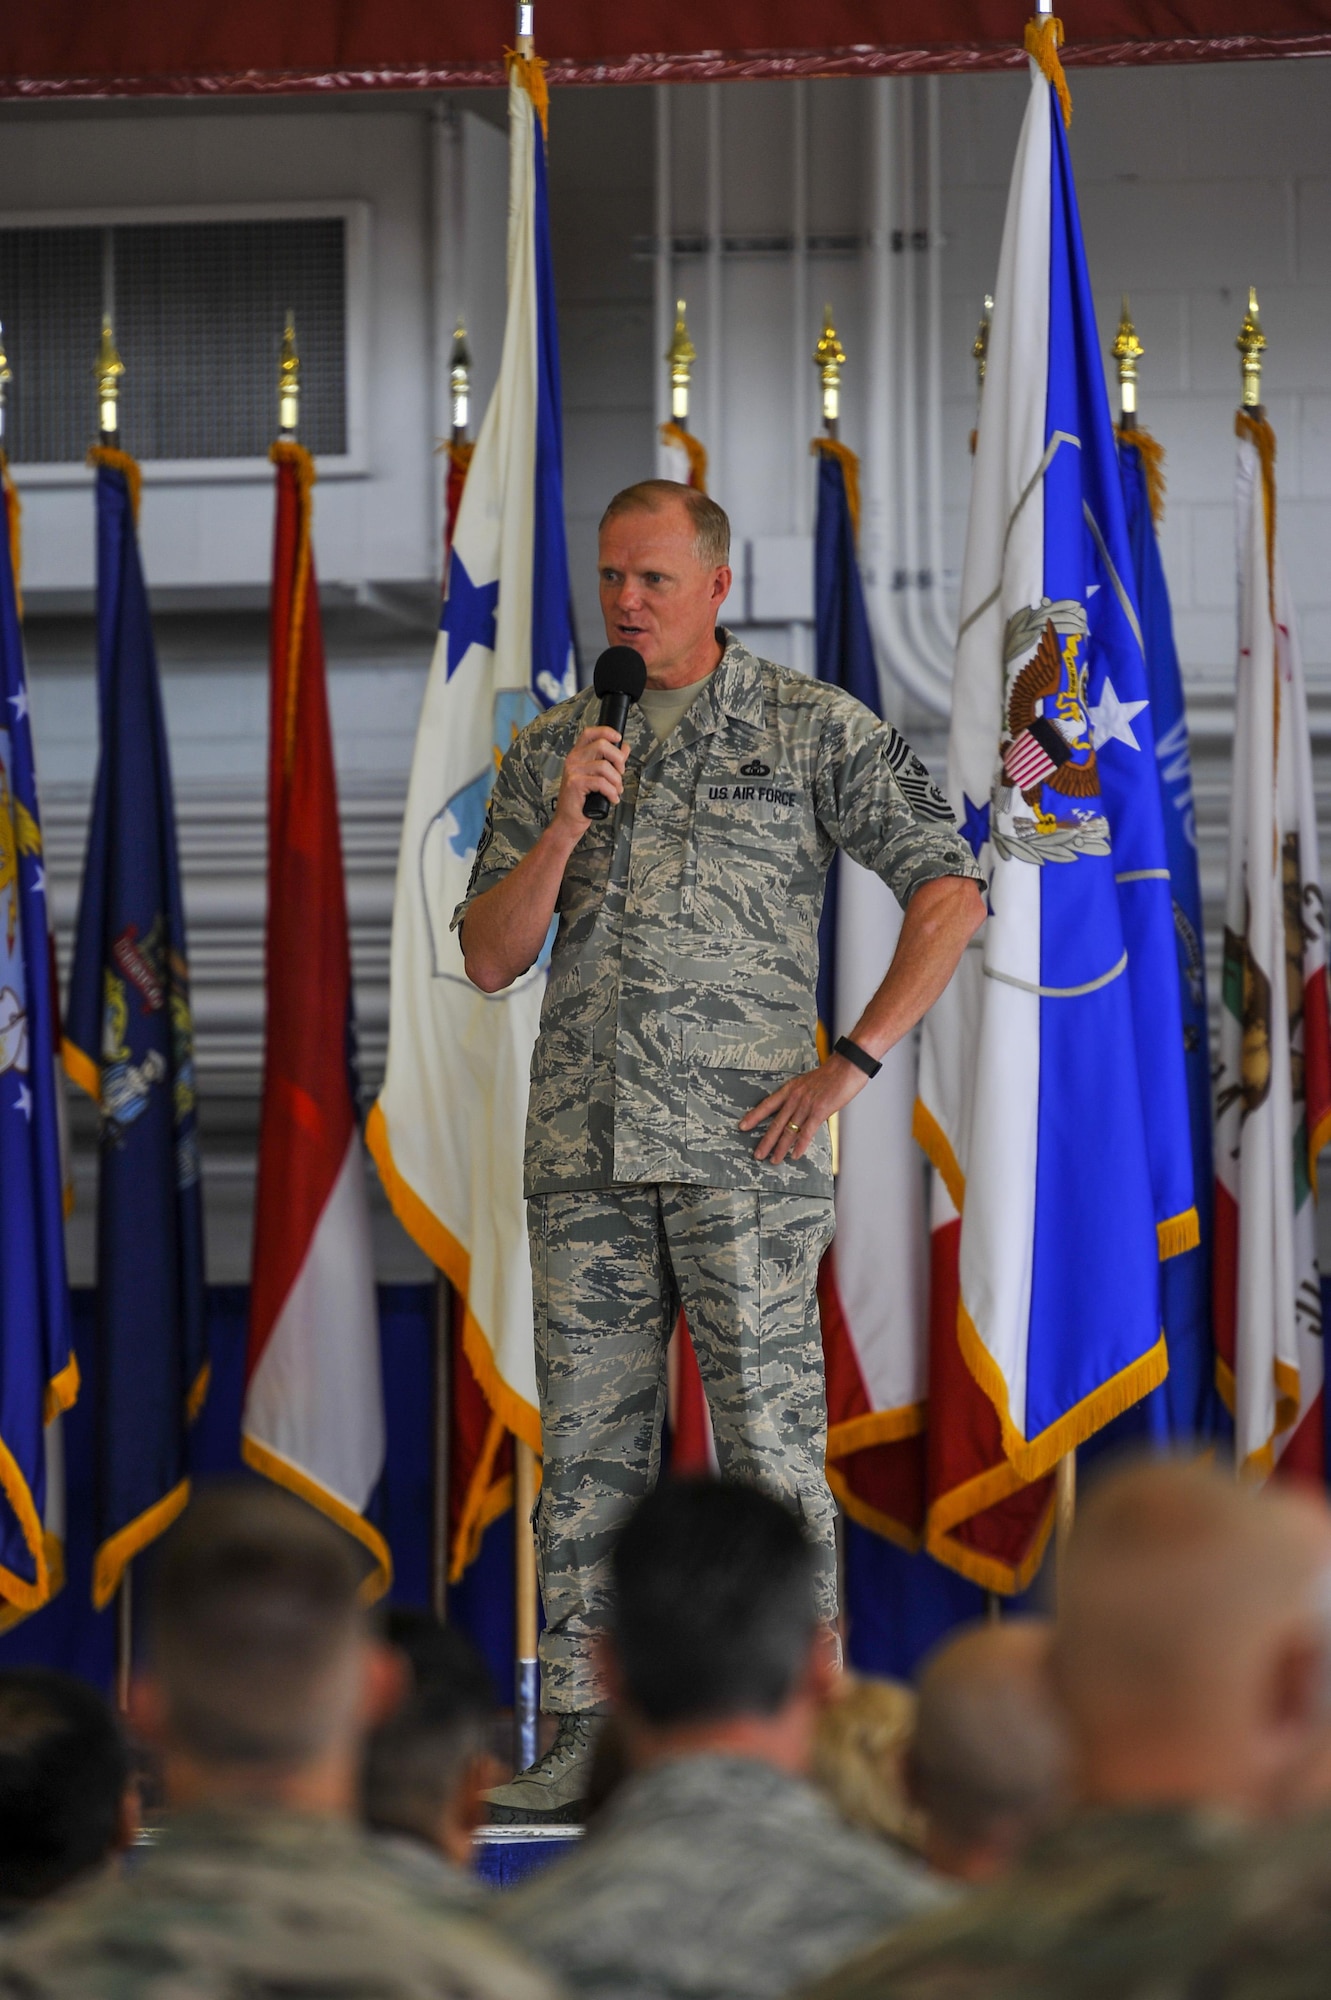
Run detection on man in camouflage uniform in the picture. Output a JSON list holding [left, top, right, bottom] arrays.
[[0, 1484, 561, 2000], [458, 480, 984, 1817], [502, 1481, 949, 2000], [797, 1459, 1331, 2000]]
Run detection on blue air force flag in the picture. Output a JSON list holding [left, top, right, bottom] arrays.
[[0, 468, 77, 1615], [369, 54, 573, 1444], [915, 29, 1196, 1569], [65, 452, 207, 1610]]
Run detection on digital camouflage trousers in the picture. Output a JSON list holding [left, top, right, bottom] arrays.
[[528, 1184, 838, 1713]]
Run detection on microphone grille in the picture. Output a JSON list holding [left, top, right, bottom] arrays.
[[593, 647, 647, 702]]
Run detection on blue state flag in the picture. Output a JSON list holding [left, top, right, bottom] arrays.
[[1102, 435, 1218, 1446], [0, 468, 77, 1615], [916, 28, 1197, 1589], [65, 451, 206, 1611]]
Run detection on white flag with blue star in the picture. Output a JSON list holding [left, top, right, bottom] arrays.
[[369, 55, 572, 1447]]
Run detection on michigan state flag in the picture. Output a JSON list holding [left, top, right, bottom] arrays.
[[914, 19, 1196, 1590], [65, 450, 206, 1610], [0, 463, 77, 1616]]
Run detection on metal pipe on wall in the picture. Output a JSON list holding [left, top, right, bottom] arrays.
[[428, 101, 461, 591], [653, 85, 673, 476], [862, 77, 952, 718], [895, 83, 954, 690], [706, 84, 723, 497]]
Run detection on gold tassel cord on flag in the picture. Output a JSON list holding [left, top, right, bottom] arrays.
[[505, 48, 550, 140], [86, 445, 142, 525], [660, 421, 708, 493], [810, 436, 862, 543], [270, 440, 316, 779], [1, 455, 22, 624], [1024, 15, 1072, 131], [1115, 422, 1167, 528]]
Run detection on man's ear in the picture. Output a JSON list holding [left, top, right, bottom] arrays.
[[805, 1624, 843, 1707], [115, 1783, 141, 1855], [1268, 1628, 1323, 1741], [126, 1672, 167, 1749], [360, 1640, 410, 1729], [711, 564, 733, 610]]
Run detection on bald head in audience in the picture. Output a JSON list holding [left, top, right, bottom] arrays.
[[908, 1620, 1069, 1882], [1052, 1458, 1331, 1818]]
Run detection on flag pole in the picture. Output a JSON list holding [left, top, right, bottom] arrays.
[[97, 316, 134, 1707], [511, 0, 541, 1773], [969, 294, 991, 457]]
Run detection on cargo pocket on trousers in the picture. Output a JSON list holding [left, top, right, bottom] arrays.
[[757, 1193, 835, 1396]]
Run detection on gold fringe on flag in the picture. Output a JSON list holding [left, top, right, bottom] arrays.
[[1236, 409, 1277, 621], [86, 445, 142, 524], [810, 435, 862, 542], [1116, 422, 1167, 528], [505, 49, 550, 140], [659, 421, 708, 493], [1024, 15, 1072, 131]]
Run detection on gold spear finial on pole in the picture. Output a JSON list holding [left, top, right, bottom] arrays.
[[450, 319, 472, 443], [278, 311, 300, 438], [813, 305, 846, 438], [1113, 296, 1144, 428], [0, 323, 11, 454], [1237, 286, 1266, 411], [973, 294, 993, 392], [96, 316, 124, 443], [667, 299, 696, 428]]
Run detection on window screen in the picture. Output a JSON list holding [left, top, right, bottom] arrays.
[[0, 216, 347, 464]]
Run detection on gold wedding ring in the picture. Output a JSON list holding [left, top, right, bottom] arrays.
[[787, 1121, 801, 1134]]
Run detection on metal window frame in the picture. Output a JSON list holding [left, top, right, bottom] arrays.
[[0, 198, 370, 483]]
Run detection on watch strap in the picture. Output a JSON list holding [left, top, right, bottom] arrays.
[[833, 1035, 883, 1080]]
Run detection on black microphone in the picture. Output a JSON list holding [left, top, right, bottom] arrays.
[[584, 646, 647, 819]]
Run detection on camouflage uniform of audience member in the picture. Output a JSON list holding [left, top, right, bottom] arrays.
[[798, 1805, 1271, 2000], [0, 1808, 558, 2000], [454, 632, 980, 1714], [502, 1753, 949, 2000]]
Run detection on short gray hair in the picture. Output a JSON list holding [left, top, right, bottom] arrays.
[[599, 480, 730, 567]]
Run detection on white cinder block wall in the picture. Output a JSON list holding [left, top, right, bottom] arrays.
[[3, 60, 1331, 1277]]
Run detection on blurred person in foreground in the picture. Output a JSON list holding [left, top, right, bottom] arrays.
[[812, 1678, 921, 1856], [362, 1611, 503, 1907], [906, 1620, 1069, 1882], [500, 1480, 948, 2000], [798, 1458, 1331, 2000], [0, 1671, 133, 1922], [0, 1483, 561, 2000]]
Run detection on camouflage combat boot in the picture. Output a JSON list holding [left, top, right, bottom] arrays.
[[485, 1714, 599, 1825]]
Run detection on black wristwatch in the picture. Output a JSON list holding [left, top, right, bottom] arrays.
[[833, 1035, 883, 1080]]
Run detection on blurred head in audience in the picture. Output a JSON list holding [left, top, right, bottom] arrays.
[[907, 1620, 1068, 1882], [362, 1612, 502, 1867], [812, 1677, 922, 1854], [131, 1480, 405, 1816], [603, 1478, 835, 1772], [1052, 1457, 1331, 1819], [0, 1669, 132, 1912]]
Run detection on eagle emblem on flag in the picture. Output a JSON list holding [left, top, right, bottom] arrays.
[[992, 598, 1110, 866]]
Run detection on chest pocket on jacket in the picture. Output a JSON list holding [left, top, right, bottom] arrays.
[[690, 767, 802, 931]]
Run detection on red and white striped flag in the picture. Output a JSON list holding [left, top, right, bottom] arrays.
[[243, 441, 389, 1592], [1214, 410, 1331, 1479]]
